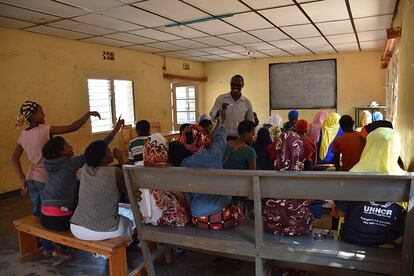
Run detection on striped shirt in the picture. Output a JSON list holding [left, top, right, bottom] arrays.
[[128, 136, 148, 163]]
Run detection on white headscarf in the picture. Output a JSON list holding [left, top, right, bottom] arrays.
[[264, 114, 283, 127]]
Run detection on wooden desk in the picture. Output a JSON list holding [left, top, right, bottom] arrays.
[[161, 131, 180, 142]]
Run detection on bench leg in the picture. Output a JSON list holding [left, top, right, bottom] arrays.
[[109, 247, 127, 276], [17, 231, 43, 262], [255, 257, 264, 276], [141, 240, 156, 276]]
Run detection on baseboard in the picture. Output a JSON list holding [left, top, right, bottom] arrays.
[[0, 189, 21, 200]]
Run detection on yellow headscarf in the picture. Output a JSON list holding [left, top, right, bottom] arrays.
[[319, 112, 341, 160], [360, 110, 372, 127], [350, 127, 404, 174]]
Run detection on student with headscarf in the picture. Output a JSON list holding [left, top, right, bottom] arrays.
[[308, 110, 329, 144], [169, 109, 244, 230], [335, 128, 407, 247], [282, 109, 298, 132], [138, 133, 190, 227], [263, 131, 313, 236], [263, 114, 283, 128], [252, 128, 274, 170], [358, 110, 372, 131], [316, 112, 344, 165], [295, 119, 316, 170], [372, 111, 384, 122]]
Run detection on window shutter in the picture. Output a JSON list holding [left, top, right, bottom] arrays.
[[87, 79, 113, 133], [114, 80, 135, 126]]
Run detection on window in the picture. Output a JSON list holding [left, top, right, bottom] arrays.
[[386, 50, 399, 126], [172, 84, 197, 129], [87, 79, 135, 133]]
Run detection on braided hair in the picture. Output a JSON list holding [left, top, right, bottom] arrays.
[[16, 101, 40, 128]]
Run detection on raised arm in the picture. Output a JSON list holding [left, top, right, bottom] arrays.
[[50, 111, 101, 137], [11, 144, 28, 194], [71, 118, 125, 169], [103, 118, 125, 145]]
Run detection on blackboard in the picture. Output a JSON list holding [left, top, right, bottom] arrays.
[[269, 59, 337, 110]]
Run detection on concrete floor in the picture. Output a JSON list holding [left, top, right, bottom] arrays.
[[0, 195, 256, 276]]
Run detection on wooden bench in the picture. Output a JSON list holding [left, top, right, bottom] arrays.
[[123, 166, 414, 276], [13, 215, 163, 276]]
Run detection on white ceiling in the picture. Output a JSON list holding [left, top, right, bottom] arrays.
[[0, 0, 396, 62]]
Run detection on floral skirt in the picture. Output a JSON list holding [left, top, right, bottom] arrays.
[[192, 205, 244, 230], [263, 199, 313, 236], [154, 190, 190, 227]]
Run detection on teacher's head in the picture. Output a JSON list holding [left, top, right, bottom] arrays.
[[230, 75, 244, 96]]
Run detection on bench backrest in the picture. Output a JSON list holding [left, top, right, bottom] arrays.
[[123, 166, 414, 275]]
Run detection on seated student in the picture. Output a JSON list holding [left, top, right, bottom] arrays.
[[356, 110, 372, 131], [332, 115, 364, 171], [128, 120, 150, 164], [316, 112, 344, 165], [263, 131, 313, 236], [223, 120, 257, 170], [282, 109, 299, 132], [70, 141, 134, 242], [267, 126, 282, 160], [169, 110, 243, 230], [358, 120, 405, 170], [295, 119, 316, 170], [308, 110, 329, 144], [263, 114, 283, 129], [336, 128, 406, 247], [40, 119, 124, 231], [372, 111, 384, 122], [138, 133, 189, 226], [198, 114, 211, 123], [252, 128, 274, 170], [199, 119, 213, 136], [253, 112, 260, 128]]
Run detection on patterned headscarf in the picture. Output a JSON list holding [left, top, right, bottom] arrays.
[[178, 124, 206, 153], [143, 133, 168, 167], [275, 131, 304, 171], [16, 101, 40, 128]]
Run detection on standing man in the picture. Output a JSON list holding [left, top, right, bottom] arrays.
[[209, 75, 254, 140]]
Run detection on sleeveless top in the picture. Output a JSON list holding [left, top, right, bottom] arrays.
[[71, 165, 120, 232]]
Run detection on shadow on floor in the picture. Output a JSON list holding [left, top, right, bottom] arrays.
[[0, 195, 255, 276]]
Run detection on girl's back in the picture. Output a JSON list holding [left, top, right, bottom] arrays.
[[71, 166, 120, 232]]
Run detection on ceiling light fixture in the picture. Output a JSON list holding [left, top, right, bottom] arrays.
[[165, 14, 233, 28]]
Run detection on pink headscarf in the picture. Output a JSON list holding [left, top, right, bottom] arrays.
[[308, 111, 329, 144]]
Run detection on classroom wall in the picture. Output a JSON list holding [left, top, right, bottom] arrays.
[[202, 51, 386, 124], [393, 0, 414, 171], [0, 27, 205, 194]]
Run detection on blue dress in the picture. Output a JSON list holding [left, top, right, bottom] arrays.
[[316, 128, 344, 164]]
